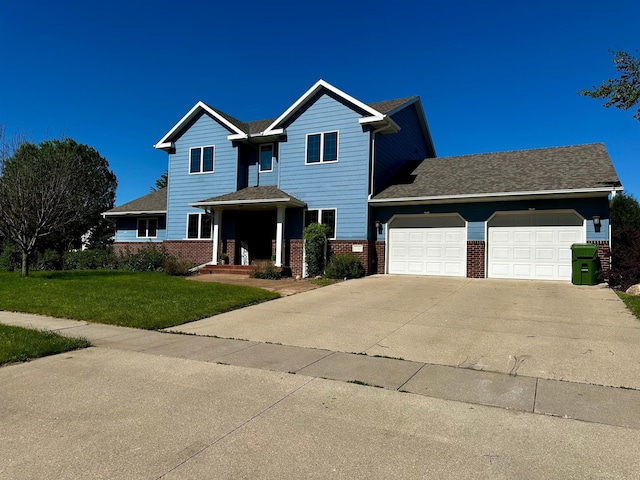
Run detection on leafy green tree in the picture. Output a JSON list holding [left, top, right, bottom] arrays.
[[610, 192, 640, 289], [151, 170, 168, 191], [579, 50, 640, 121], [0, 138, 117, 276]]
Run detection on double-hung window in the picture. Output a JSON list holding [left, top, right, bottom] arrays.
[[187, 213, 212, 239], [304, 208, 337, 239], [189, 146, 215, 174], [306, 131, 338, 164], [259, 144, 275, 172], [137, 218, 158, 238]]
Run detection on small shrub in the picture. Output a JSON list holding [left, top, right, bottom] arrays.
[[251, 263, 282, 280], [0, 240, 22, 272], [304, 223, 329, 277], [164, 256, 196, 276], [33, 249, 62, 271], [324, 253, 365, 280], [64, 248, 117, 270], [117, 243, 168, 272]]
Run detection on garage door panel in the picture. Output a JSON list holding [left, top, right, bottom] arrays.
[[388, 224, 466, 277], [489, 224, 584, 281]]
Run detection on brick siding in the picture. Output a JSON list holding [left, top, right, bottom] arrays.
[[466, 241, 485, 278], [588, 240, 611, 276]]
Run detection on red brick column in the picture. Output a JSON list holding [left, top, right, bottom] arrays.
[[376, 241, 385, 274], [467, 241, 485, 278], [588, 240, 611, 276]]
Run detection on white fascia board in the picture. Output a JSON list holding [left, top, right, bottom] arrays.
[[155, 101, 246, 150], [103, 210, 166, 217], [190, 197, 305, 208], [263, 79, 383, 134], [369, 188, 619, 206], [360, 115, 401, 133], [227, 133, 248, 141], [228, 128, 286, 142]]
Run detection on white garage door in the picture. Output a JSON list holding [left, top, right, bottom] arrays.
[[488, 212, 584, 281], [388, 216, 466, 277]]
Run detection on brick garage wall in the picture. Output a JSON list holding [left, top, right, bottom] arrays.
[[287, 239, 304, 277], [467, 241, 485, 278], [588, 240, 611, 276], [162, 241, 213, 265], [375, 241, 385, 274], [329, 240, 377, 275]]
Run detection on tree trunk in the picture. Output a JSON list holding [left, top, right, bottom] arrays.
[[21, 251, 29, 277]]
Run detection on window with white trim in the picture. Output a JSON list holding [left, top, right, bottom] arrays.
[[189, 146, 215, 174], [304, 208, 336, 239], [187, 213, 212, 239], [306, 131, 338, 164], [259, 144, 275, 172], [137, 218, 158, 238]]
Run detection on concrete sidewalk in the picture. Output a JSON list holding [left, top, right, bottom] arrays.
[[3, 311, 640, 430]]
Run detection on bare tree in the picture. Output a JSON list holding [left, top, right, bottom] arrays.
[[0, 136, 117, 276]]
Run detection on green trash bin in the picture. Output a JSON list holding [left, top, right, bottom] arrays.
[[570, 243, 599, 285]]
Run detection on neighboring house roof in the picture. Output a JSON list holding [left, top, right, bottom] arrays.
[[190, 186, 306, 209], [371, 144, 622, 204], [154, 80, 421, 150], [103, 188, 167, 216]]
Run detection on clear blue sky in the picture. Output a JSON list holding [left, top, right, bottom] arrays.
[[1, 0, 638, 204]]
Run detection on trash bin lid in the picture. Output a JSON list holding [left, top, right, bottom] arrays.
[[571, 243, 598, 258]]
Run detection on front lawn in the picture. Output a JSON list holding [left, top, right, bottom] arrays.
[[0, 324, 91, 366], [618, 292, 640, 320], [0, 271, 279, 329]]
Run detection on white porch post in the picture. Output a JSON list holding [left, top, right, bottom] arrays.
[[212, 208, 221, 264], [275, 207, 285, 267]]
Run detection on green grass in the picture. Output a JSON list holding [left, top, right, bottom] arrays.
[[618, 292, 640, 320], [310, 278, 342, 287], [0, 270, 279, 330], [0, 324, 91, 366]]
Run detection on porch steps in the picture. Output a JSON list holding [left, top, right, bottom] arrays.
[[199, 265, 253, 275]]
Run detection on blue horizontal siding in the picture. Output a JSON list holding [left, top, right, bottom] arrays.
[[166, 114, 238, 239], [115, 216, 167, 242], [374, 103, 431, 194], [279, 93, 370, 240]]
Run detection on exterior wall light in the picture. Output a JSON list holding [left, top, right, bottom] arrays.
[[593, 215, 601, 232], [374, 220, 383, 235]]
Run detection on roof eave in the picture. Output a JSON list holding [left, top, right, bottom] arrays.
[[155, 101, 246, 149], [369, 187, 623, 206], [190, 198, 306, 208], [262, 79, 384, 135], [102, 210, 167, 217]]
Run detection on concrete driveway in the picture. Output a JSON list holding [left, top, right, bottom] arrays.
[[169, 275, 640, 389]]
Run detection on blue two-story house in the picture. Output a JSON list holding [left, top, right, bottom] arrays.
[[105, 80, 622, 281]]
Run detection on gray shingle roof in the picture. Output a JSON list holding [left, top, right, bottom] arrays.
[[196, 186, 305, 205], [373, 144, 621, 200], [104, 188, 167, 214], [368, 97, 417, 114], [201, 97, 415, 136]]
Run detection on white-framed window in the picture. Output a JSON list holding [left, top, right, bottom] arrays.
[[305, 131, 338, 164], [259, 144, 275, 172], [189, 146, 215, 174], [187, 212, 212, 239], [304, 208, 337, 239], [137, 218, 158, 238]]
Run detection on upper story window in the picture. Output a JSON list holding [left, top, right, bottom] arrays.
[[259, 144, 275, 172], [187, 212, 212, 239], [190, 146, 215, 174], [137, 218, 158, 238], [304, 208, 337, 239], [306, 131, 338, 164]]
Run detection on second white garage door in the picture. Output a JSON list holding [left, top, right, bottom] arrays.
[[388, 215, 467, 276], [487, 212, 585, 281]]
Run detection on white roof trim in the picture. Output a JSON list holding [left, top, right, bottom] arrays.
[[190, 197, 305, 208], [369, 187, 623, 206], [102, 210, 166, 217], [262, 79, 383, 134], [227, 128, 285, 141], [154, 101, 246, 150]]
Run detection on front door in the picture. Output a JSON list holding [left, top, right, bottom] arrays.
[[235, 210, 276, 263]]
